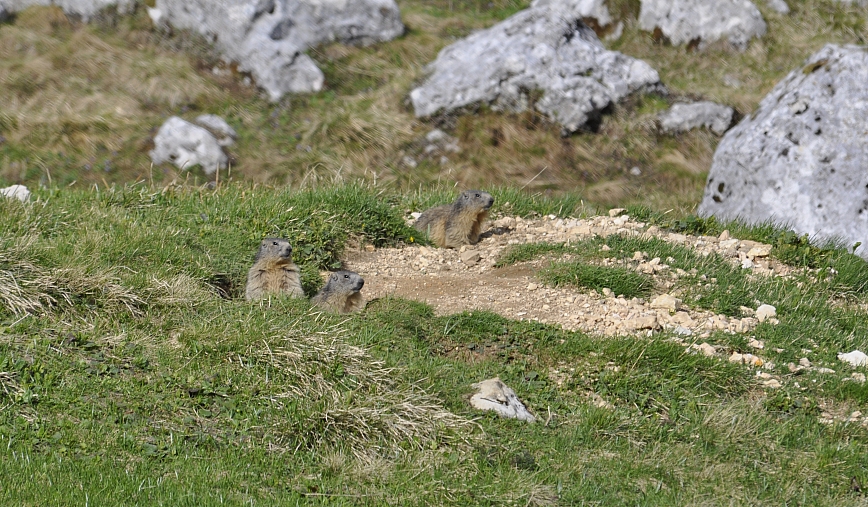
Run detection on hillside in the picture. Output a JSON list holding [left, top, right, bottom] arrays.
[[2, 185, 868, 505], [0, 1, 866, 209], [3, 1, 868, 505]]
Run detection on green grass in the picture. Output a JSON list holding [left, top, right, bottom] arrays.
[[2, 184, 868, 505], [541, 263, 654, 299]]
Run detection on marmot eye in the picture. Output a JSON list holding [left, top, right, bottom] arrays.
[[344, 274, 349, 278], [475, 193, 480, 198], [272, 241, 279, 246]]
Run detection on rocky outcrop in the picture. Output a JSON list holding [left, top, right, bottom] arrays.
[[639, 0, 766, 51], [698, 45, 868, 257], [659, 101, 735, 135], [410, 0, 661, 134], [0, 0, 135, 20], [149, 0, 404, 101], [149, 116, 230, 175], [563, 0, 621, 37]]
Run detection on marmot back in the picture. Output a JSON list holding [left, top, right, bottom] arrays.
[[414, 190, 494, 248], [245, 237, 305, 300], [312, 270, 365, 314]]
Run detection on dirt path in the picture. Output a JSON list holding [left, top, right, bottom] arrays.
[[345, 212, 790, 338]]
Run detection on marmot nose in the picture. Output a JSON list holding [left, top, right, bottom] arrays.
[[357, 279, 365, 289]]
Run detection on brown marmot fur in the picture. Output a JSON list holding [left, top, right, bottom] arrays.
[[414, 190, 494, 248], [244, 237, 305, 300], [311, 270, 366, 313]]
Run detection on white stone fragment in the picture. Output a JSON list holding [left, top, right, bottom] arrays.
[[838, 350, 868, 367], [1, 184, 30, 202], [469, 377, 535, 422]]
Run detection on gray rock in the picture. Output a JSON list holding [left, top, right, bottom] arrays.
[[546, 0, 620, 36], [0, 0, 135, 20], [763, 0, 790, 14], [195, 114, 237, 147], [639, 0, 766, 51], [659, 101, 735, 135], [410, 0, 661, 134], [150, 0, 404, 101], [469, 377, 535, 422], [1, 184, 30, 202], [150, 116, 227, 175], [698, 45, 868, 258]]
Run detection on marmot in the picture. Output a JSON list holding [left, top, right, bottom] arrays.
[[245, 237, 305, 300], [311, 270, 366, 313], [414, 190, 494, 248]]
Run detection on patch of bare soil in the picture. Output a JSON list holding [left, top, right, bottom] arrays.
[[345, 212, 790, 339]]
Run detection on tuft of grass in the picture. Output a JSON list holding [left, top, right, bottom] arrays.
[[541, 263, 654, 298]]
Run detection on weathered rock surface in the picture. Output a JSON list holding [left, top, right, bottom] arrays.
[[763, 0, 790, 14], [659, 101, 735, 135], [560, 0, 621, 37], [1, 184, 30, 202], [150, 116, 227, 175], [698, 45, 868, 258], [839, 350, 868, 367], [195, 114, 237, 147], [469, 378, 535, 422], [410, 0, 661, 134], [639, 0, 767, 50], [0, 0, 135, 20], [150, 0, 404, 101]]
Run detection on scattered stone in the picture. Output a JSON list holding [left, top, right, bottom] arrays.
[[650, 294, 681, 312], [850, 372, 866, 383], [608, 208, 627, 217], [799, 357, 811, 368], [730, 352, 764, 367], [623, 315, 659, 331], [658, 101, 735, 135], [838, 350, 868, 367], [150, 116, 227, 175], [673, 326, 693, 336], [815, 367, 836, 374], [410, 1, 661, 134], [755, 304, 777, 323], [747, 244, 772, 258], [697, 342, 717, 357], [1, 184, 30, 202], [741, 258, 755, 269], [748, 338, 764, 349], [762, 378, 782, 388], [460, 250, 481, 265], [639, 0, 767, 51], [698, 45, 868, 259], [469, 377, 535, 422]]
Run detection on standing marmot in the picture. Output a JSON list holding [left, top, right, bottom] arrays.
[[245, 237, 305, 300], [414, 190, 494, 248], [312, 270, 366, 313]]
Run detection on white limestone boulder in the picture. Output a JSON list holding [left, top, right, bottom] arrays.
[[0, 0, 135, 21], [639, 0, 767, 51], [469, 377, 535, 422], [150, 0, 404, 101], [410, 0, 661, 134], [698, 45, 868, 258], [150, 116, 227, 175], [659, 101, 735, 135]]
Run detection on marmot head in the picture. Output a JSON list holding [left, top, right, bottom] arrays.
[[328, 270, 365, 292], [256, 237, 294, 263], [457, 190, 494, 211]]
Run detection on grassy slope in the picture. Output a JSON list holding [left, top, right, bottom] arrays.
[[0, 1, 866, 210], [2, 185, 868, 505]]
